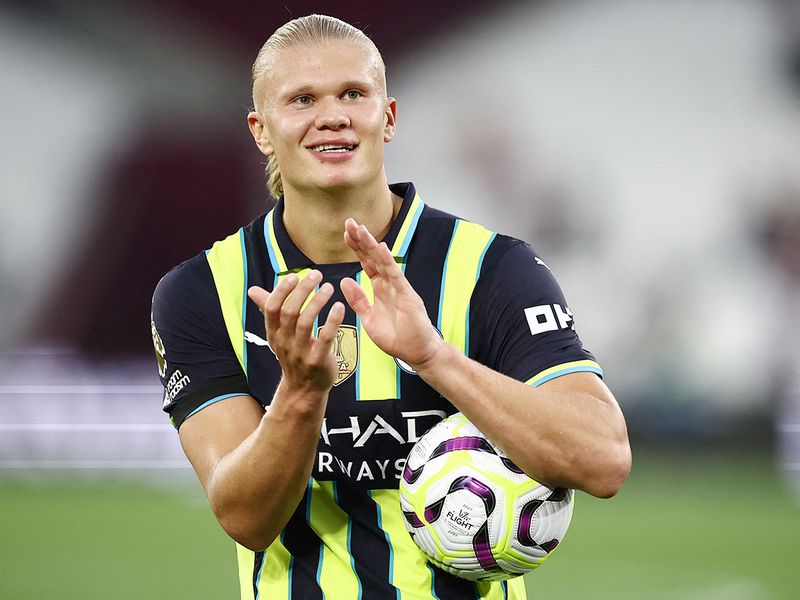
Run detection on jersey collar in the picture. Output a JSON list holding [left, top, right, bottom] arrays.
[[263, 182, 424, 275]]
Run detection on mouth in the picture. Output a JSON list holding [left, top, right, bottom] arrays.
[[308, 143, 359, 153]]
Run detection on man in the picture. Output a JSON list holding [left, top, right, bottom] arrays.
[[151, 14, 631, 600]]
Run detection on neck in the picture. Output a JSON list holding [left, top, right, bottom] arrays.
[[282, 176, 402, 264]]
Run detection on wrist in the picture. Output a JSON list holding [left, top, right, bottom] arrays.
[[409, 335, 454, 378], [270, 379, 330, 420]]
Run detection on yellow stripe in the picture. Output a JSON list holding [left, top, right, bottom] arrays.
[[206, 230, 246, 372], [237, 538, 293, 600], [439, 221, 494, 354], [474, 577, 526, 599], [310, 480, 360, 599], [506, 577, 527, 600], [236, 544, 256, 600], [267, 210, 288, 273], [370, 489, 434, 597], [390, 193, 422, 256], [525, 360, 602, 386], [356, 272, 399, 400], [259, 539, 292, 599]]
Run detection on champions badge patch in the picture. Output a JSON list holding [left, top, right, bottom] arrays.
[[151, 314, 167, 378], [322, 325, 358, 386]]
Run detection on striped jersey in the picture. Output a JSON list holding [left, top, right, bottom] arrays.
[[150, 182, 602, 599]]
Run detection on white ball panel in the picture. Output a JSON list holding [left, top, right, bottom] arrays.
[[399, 412, 574, 581]]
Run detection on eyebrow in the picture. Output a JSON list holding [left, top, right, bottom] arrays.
[[278, 78, 377, 100]]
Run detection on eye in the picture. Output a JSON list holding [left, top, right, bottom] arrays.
[[344, 90, 362, 100], [295, 95, 313, 106]]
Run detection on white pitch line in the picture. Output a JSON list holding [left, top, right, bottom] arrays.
[[0, 424, 173, 431], [0, 386, 163, 394], [0, 460, 190, 469]]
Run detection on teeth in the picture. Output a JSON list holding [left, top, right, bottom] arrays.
[[312, 144, 355, 152]]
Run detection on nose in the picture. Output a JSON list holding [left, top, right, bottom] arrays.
[[314, 96, 350, 130]]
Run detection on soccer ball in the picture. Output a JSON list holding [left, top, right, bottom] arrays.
[[399, 412, 573, 581]]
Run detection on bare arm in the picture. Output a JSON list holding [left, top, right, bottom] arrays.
[[179, 270, 344, 550], [340, 219, 631, 498]]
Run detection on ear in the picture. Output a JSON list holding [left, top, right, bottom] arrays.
[[383, 97, 397, 143], [247, 111, 274, 156]]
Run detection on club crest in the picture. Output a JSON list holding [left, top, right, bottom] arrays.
[[322, 325, 358, 386]]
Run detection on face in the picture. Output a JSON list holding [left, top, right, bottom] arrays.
[[248, 40, 397, 195]]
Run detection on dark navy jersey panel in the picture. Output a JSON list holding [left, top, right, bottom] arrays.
[[470, 237, 597, 383]]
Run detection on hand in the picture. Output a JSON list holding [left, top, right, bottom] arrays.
[[340, 218, 444, 370], [248, 270, 345, 394]]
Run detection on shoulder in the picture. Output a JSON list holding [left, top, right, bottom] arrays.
[[152, 253, 215, 315], [481, 235, 548, 280]]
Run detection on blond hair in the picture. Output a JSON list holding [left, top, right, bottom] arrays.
[[251, 14, 386, 199]]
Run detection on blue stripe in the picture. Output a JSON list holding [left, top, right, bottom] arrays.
[[332, 483, 363, 600], [253, 551, 266, 600], [264, 211, 281, 273], [354, 271, 362, 401], [370, 490, 398, 598], [396, 261, 408, 397], [308, 479, 325, 599], [426, 563, 440, 599], [437, 221, 461, 331], [395, 199, 424, 257], [281, 529, 294, 599], [185, 393, 246, 420], [240, 229, 249, 377], [533, 366, 604, 387], [501, 580, 508, 599], [465, 232, 495, 357]]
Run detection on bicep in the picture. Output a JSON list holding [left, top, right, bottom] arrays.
[[538, 371, 627, 436], [178, 395, 265, 491], [537, 371, 616, 406]]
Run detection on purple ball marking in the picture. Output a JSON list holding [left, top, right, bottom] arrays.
[[516, 500, 543, 547], [473, 523, 500, 570], [500, 457, 524, 474], [424, 498, 446, 523], [429, 436, 496, 461], [449, 475, 496, 516], [546, 487, 568, 502], [540, 539, 560, 553], [403, 510, 425, 528], [403, 464, 424, 484]]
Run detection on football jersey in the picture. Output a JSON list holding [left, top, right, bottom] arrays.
[[151, 182, 602, 600]]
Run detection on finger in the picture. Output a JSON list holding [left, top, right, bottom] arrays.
[[248, 286, 270, 312], [344, 219, 385, 278], [264, 273, 300, 332], [295, 281, 334, 341], [340, 277, 372, 318], [344, 220, 377, 278], [280, 270, 323, 327], [310, 301, 345, 363], [371, 241, 405, 281]]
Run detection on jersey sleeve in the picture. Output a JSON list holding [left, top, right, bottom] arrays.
[[150, 254, 252, 429], [469, 239, 602, 386]]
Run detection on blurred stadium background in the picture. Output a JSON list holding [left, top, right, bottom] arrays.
[[1, 0, 799, 597]]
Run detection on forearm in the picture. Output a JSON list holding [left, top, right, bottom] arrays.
[[206, 384, 327, 550], [415, 343, 631, 498]]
